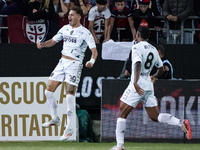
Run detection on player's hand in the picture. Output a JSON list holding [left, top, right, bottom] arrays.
[[134, 83, 144, 96], [85, 61, 93, 68], [150, 76, 156, 84], [37, 42, 43, 49]]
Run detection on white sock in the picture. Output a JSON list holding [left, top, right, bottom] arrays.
[[66, 94, 75, 128], [158, 113, 182, 127], [45, 89, 58, 119], [116, 118, 126, 148]]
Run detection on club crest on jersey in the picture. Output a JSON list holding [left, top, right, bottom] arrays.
[[22, 17, 49, 43], [70, 30, 74, 35]]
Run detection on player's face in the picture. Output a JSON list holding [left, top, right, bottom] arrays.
[[115, 2, 125, 12], [68, 10, 81, 27], [139, 5, 148, 13], [96, 3, 106, 12]]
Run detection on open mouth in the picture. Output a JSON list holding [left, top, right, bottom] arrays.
[[69, 19, 72, 23]]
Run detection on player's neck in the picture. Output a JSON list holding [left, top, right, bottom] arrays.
[[137, 39, 147, 43], [71, 23, 81, 29]]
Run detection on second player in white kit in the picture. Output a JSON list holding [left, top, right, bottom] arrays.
[[109, 26, 192, 150], [121, 40, 163, 108]]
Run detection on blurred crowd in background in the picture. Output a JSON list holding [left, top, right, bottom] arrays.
[[0, 0, 200, 44]]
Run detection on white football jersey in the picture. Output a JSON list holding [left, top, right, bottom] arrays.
[[52, 24, 96, 62], [88, 6, 111, 39], [130, 41, 163, 91], [88, 6, 111, 21]]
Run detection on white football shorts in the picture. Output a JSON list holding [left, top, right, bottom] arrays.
[[120, 88, 157, 108], [49, 57, 83, 87]]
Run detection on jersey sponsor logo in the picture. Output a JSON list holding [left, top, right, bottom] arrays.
[[22, 17, 49, 43], [64, 36, 77, 43]]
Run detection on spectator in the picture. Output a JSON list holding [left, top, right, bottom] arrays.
[[130, 0, 160, 16], [90, 0, 110, 9], [53, 0, 70, 18], [107, 0, 136, 42], [151, 44, 173, 79], [28, 0, 56, 21], [162, 0, 193, 44], [28, 0, 59, 40], [0, 0, 28, 43], [133, 0, 162, 43], [69, 0, 92, 15], [88, 0, 111, 43]]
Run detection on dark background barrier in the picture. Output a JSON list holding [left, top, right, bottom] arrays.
[[102, 79, 200, 142], [0, 44, 200, 120]]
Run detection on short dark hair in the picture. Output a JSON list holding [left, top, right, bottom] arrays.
[[156, 44, 165, 55], [96, 0, 107, 5], [137, 26, 149, 40], [115, 0, 126, 3], [70, 6, 83, 17]]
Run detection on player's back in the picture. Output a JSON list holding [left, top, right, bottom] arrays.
[[131, 41, 163, 90], [135, 41, 161, 76]]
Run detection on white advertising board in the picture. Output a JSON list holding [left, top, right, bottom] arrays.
[[0, 77, 77, 141]]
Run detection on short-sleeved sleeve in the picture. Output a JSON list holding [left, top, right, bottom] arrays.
[[88, 7, 96, 21], [111, 8, 119, 18], [124, 7, 132, 17], [52, 27, 64, 43], [84, 30, 96, 49], [104, 7, 111, 19], [131, 45, 142, 65], [111, 9, 118, 18]]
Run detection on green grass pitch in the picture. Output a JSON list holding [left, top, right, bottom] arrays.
[[0, 141, 200, 150]]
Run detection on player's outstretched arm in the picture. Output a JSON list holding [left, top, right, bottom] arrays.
[[85, 47, 98, 68], [37, 39, 57, 49]]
